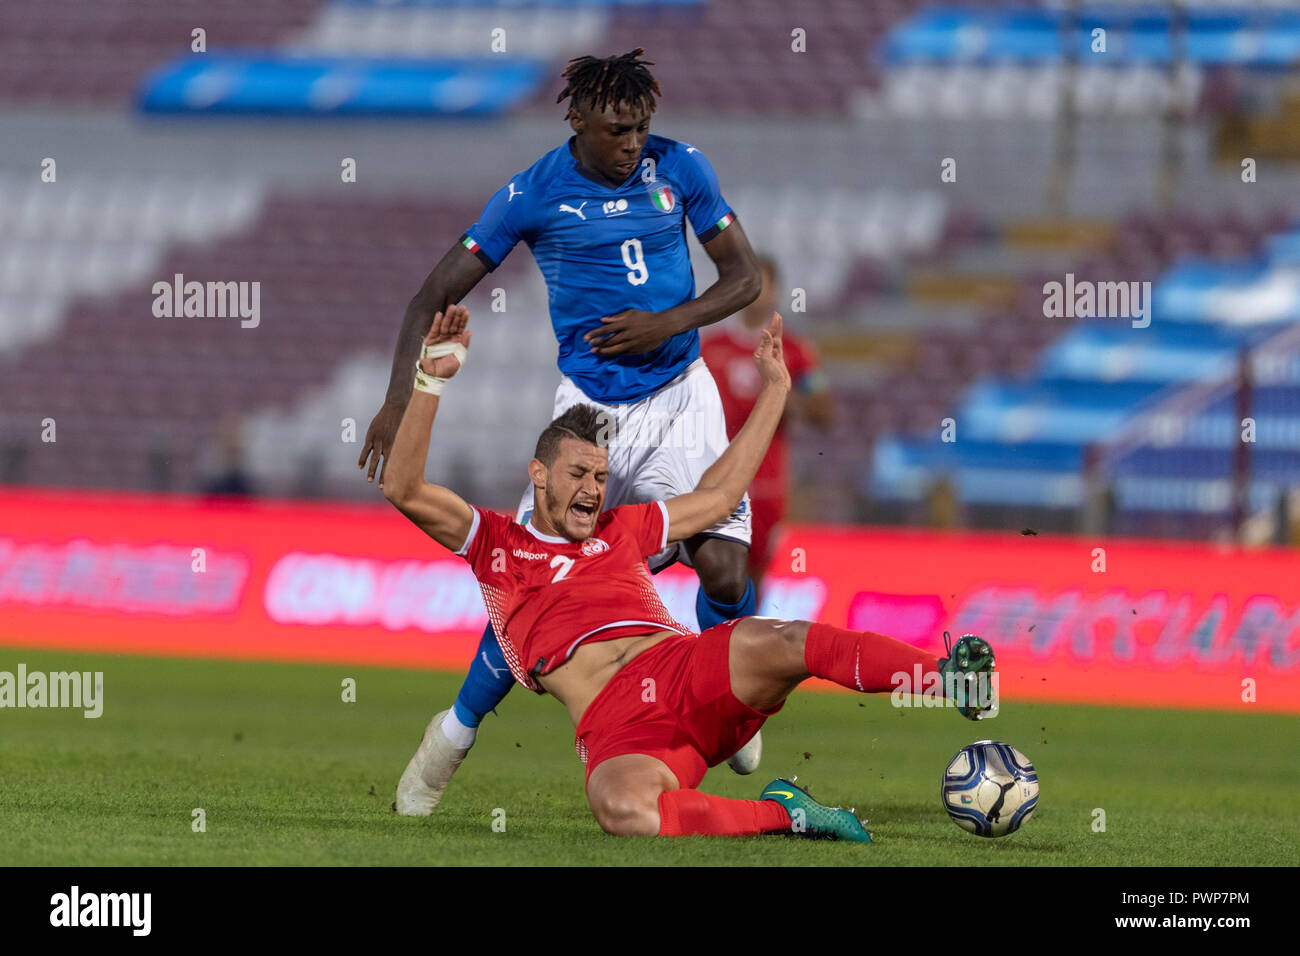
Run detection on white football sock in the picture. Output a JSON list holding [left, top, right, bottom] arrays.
[[440, 710, 478, 750]]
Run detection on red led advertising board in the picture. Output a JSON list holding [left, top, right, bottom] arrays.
[[2, 489, 1297, 712]]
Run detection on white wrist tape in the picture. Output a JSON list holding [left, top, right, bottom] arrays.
[[413, 361, 445, 395], [422, 341, 468, 368], [414, 341, 468, 396]]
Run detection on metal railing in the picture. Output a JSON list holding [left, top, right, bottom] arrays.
[[1083, 320, 1300, 540]]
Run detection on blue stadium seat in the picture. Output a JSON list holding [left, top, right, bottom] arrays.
[[881, 5, 1300, 69], [138, 54, 547, 116], [869, 216, 1300, 518]]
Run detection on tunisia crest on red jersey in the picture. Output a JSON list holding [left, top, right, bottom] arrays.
[[580, 537, 610, 557]]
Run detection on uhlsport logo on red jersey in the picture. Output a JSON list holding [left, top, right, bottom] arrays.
[[580, 538, 610, 557]]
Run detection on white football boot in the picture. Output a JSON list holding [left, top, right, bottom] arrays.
[[726, 730, 763, 775], [395, 709, 470, 816]]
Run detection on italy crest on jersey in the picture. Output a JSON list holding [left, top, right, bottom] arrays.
[[650, 184, 675, 213]]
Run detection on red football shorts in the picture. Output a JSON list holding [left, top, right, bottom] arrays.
[[574, 621, 783, 790]]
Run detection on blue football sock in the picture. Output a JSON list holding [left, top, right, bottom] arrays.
[[695, 577, 757, 631], [451, 623, 515, 728]]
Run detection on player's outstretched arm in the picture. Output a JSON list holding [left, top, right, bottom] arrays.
[[381, 304, 476, 553], [663, 313, 791, 543], [359, 243, 488, 485], [686, 218, 762, 332]]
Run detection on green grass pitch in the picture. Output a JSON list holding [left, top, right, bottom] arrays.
[[2, 649, 1297, 866]]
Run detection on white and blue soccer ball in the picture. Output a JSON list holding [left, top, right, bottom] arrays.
[[941, 740, 1038, 837]]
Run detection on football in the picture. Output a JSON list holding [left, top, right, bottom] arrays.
[[942, 740, 1039, 837]]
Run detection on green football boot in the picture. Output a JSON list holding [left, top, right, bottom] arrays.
[[760, 777, 872, 843], [937, 631, 996, 720]]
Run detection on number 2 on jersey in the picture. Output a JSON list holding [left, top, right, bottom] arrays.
[[621, 238, 649, 286], [550, 554, 575, 583]]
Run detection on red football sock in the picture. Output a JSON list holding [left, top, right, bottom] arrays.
[[657, 789, 792, 837], [803, 622, 940, 693]]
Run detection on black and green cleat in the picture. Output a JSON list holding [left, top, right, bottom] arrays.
[[760, 777, 872, 843], [937, 631, 996, 720]]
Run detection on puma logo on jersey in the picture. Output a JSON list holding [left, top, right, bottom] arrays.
[[507, 182, 523, 202], [559, 202, 588, 220]]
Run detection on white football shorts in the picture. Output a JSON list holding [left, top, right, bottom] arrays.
[[514, 357, 752, 571]]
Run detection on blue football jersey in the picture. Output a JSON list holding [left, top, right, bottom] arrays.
[[460, 134, 736, 404]]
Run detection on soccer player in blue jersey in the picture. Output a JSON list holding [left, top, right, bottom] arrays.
[[359, 50, 766, 814]]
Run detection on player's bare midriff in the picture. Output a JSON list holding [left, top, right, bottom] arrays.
[[538, 629, 677, 726]]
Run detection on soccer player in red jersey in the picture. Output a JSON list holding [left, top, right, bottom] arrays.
[[383, 304, 994, 839], [700, 255, 831, 592]]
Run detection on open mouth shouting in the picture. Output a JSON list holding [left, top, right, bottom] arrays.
[[569, 498, 598, 526]]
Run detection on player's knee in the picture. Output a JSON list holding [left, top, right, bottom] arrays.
[[690, 538, 750, 605], [734, 619, 810, 673], [589, 788, 660, 837], [781, 620, 813, 665]]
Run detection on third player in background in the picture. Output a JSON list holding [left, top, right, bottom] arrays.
[[701, 254, 832, 597]]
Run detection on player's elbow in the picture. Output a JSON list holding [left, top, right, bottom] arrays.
[[408, 273, 451, 322], [407, 288, 440, 324], [733, 255, 762, 307], [382, 477, 417, 509]]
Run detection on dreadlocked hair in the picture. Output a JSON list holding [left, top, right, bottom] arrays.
[[556, 48, 660, 117]]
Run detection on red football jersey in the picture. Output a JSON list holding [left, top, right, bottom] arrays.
[[700, 325, 820, 500], [458, 502, 690, 692]]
